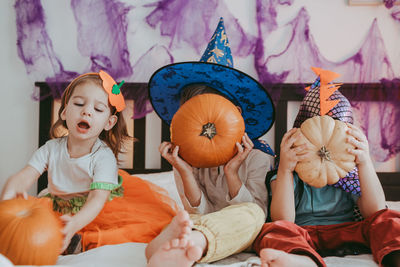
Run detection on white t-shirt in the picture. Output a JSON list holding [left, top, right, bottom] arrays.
[[29, 136, 118, 197]]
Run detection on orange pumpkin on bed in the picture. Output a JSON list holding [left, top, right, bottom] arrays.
[[293, 115, 356, 188], [0, 198, 63, 265], [170, 93, 245, 168]]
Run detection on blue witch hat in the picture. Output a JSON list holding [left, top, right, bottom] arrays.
[[148, 18, 275, 154], [199, 18, 233, 66]]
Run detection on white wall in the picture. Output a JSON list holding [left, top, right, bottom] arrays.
[[1, 1, 39, 195], [1, 0, 400, 195]]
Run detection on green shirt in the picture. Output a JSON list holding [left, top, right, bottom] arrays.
[[271, 172, 359, 226]]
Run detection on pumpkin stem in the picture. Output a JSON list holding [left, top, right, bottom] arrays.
[[200, 122, 217, 140], [318, 146, 331, 162]]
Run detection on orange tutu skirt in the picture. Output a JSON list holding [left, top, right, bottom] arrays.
[[77, 170, 178, 251]]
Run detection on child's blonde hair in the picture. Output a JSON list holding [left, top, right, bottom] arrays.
[[50, 73, 130, 161]]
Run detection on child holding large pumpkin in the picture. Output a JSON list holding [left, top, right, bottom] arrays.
[[1, 71, 178, 255], [146, 18, 276, 266], [253, 67, 400, 267]]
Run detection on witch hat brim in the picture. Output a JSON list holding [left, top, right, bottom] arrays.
[[148, 61, 275, 139], [148, 17, 275, 139]]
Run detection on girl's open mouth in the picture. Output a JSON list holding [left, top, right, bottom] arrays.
[[77, 121, 90, 133]]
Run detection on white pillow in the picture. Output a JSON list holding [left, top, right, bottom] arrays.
[[387, 201, 400, 212], [134, 171, 183, 209]]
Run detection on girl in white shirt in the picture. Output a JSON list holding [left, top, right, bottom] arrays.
[[1, 71, 177, 254]]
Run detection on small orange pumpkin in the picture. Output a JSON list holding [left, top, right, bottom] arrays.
[[293, 115, 356, 187], [0, 198, 63, 265], [170, 93, 245, 168]]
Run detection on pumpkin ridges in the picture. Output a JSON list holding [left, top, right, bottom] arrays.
[[191, 134, 237, 167], [294, 115, 356, 188], [333, 161, 356, 177], [300, 115, 324, 149], [212, 135, 238, 165], [330, 151, 355, 162], [171, 94, 244, 167], [0, 223, 19, 257], [173, 127, 232, 168], [190, 98, 212, 126], [336, 160, 357, 170], [315, 168, 327, 187], [208, 139, 229, 166], [203, 94, 225, 123], [28, 207, 58, 246], [296, 164, 325, 187], [327, 119, 356, 173], [293, 131, 313, 151], [0, 198, 62, 265], [320, 115, 336, 145], [327, 120, 355, 156], [333, 164, 350, 179], [323, 161, 336, 185], [195, 137, 220, 167], [296, 152, 322, 185], [212, 101, 242, 128], [0, 204, 31, 264], [294, 132, 320, 186], [324, 160, 340, 185], [294, 133, 321, 184], [326, 120, 346, 148], [0, 203, 30, 255]]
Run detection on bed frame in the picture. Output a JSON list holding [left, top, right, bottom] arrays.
[[35, 82, 400, 201]]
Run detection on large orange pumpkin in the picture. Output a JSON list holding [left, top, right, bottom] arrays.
[[293, 115, 356, 188], [0, 198, 63, 265], [170, 93, 245, 168]]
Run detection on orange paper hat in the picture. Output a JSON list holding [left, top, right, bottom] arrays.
[[305, 67, 342, 116], [99, 70, 126, 112], [298, 67, 360, 196], [293, 67, 353, 128], [64, 71, 126, 113]]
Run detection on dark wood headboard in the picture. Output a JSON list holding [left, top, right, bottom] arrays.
[[35, 82, 400, 200]]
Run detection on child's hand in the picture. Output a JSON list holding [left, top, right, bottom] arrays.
[[279, 128, 309, 174], [224, 133, 253, 176], [60, 214, 79, 252], [159, 142, 192, 173], [0, 166, 40, 201], [1, 188, 28, 201], [346, 124, 371, 166]]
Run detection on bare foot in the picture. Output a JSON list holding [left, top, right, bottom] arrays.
[[260, 248, 318, 267], [145, 209, 193, 259], [147, 238, 202, 267]]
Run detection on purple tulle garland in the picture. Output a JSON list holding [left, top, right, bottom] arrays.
[[14, 0, 400, 162]]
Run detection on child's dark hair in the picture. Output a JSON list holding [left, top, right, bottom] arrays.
[[49, 73, 131, 161]]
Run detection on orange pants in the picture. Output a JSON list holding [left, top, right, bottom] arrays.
[[253, 209, 400, 267]]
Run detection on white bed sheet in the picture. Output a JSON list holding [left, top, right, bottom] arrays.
[[6, 242, 378, 267], [7, 171, 398, 267]]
